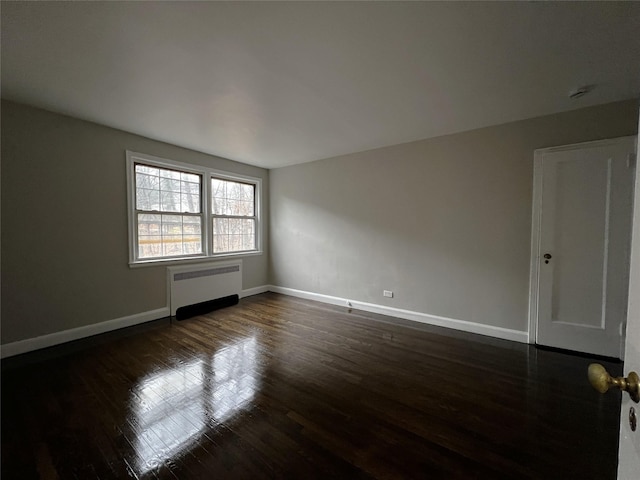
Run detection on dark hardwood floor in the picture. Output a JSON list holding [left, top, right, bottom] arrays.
[[1, 292, 623, 479]]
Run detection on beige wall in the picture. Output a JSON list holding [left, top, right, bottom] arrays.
[[1, 100, 269, 344], [3, 98, 638, 346], [270, 100, 639, 333]]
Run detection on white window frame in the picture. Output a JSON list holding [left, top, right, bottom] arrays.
[[126, 151, 262, 266]]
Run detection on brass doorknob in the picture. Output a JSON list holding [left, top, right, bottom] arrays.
[[588, 363, 639, 403]]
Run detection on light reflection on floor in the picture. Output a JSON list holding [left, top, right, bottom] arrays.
[[212, 336, 258, 421], [132, 336, 258, 474]]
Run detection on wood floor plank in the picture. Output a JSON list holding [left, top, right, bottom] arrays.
[[2, 292, 622, 479]]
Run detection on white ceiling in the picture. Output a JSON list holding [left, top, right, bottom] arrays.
[[2, 2, 639, 169]]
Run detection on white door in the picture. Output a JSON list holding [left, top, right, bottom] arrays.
[[617, 125, 640, 479], [532, 136, 636, 358]]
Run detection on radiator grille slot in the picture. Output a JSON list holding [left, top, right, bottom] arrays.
[[174, 265, 240, 282]]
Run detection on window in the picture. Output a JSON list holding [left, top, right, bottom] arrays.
[[135, 164, 203, 259], [127, 151, 261, 265], [211, 178, 256, 254]]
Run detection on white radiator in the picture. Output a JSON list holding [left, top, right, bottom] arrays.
[[167, 261, 242, 316]]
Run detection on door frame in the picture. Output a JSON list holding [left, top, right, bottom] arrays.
[[527, 136, 637, 352]]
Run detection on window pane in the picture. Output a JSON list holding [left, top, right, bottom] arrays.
[[159, 169, 181, 180], [181, 180, 200, 195], [183, 238, 202, 255], [211, 178, 254, 216], [240, 200, 253, 216], [135, 163, 201, 214], [139, 235, 163, 259], [181, 172, 199, 184], [226, 199, 240, 216], [213, 218, 255, 253], [162, 235, 183, 256], [161, 215, 183, 235], [136, 172, 159, 189], [227, 182, 242, 201], [181, 194, 200, 213], [160, 192, 181, 212], [183, 216, 201, 235], [160, 177, 181, 193], [211, 178, 225, 194], [241, 184, 254, 202], [136, 165, 159, 176], [138, 214, 161, 235], [212, 197, 228, 215], [212, 179, 227, 215], [136, 187, 160, 211], [137, 213, 203, 259]]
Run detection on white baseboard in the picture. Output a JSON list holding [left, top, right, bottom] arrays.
[[0, 285, 528, 358], [268, 286, 529, 344], [0, 307, 170, 359], [240, 285, 270, 298]]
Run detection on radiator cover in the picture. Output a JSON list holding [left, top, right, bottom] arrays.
[[167, 261, 242, 316]]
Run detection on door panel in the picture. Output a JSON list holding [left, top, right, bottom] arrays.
[[550, 155, 609, 328], [617, 129, 640, 479], [535, 137, 635, 359]]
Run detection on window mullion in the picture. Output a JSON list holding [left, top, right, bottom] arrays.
[[203, 173, 211, 256]]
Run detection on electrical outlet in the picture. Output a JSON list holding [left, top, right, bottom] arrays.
[[383, 290, 393, 298]]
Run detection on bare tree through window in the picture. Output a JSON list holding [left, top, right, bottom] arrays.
[[129, 152, 260, 262], [212, 178, 256, 253], [135, 164, 202, 259]]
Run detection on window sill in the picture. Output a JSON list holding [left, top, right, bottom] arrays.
[[129, 250, 263, 268]]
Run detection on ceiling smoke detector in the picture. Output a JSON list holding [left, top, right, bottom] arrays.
[[568, 85, 594, 99]]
